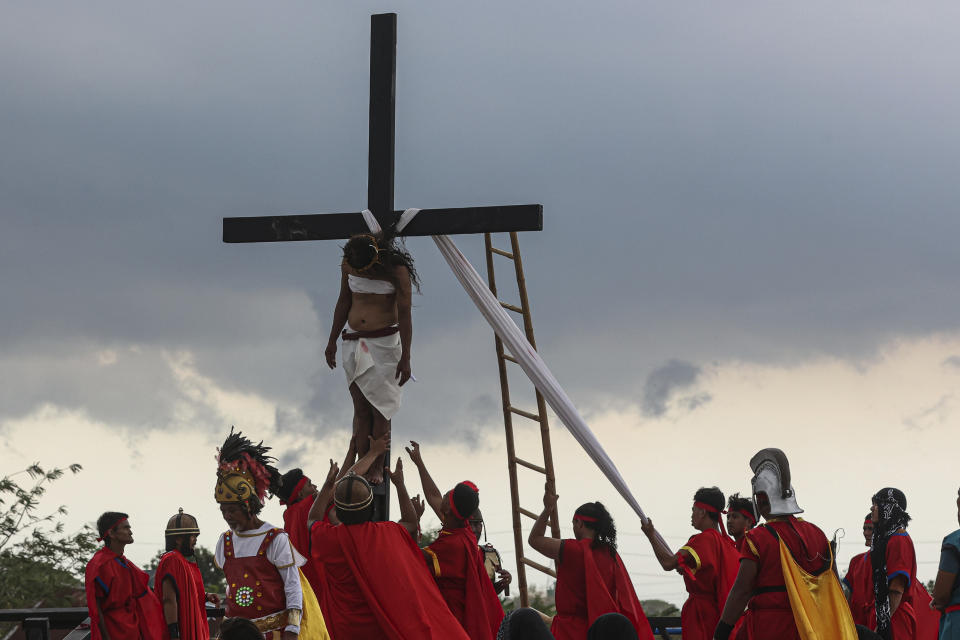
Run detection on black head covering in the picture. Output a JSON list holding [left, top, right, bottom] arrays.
[[450, 481, 480, 521], [496, 608, 554, 640], [870, 487, 911, 640], [587, 613, 638, 640]]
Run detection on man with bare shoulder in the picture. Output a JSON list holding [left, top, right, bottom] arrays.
[[325, 232, 418, 484]]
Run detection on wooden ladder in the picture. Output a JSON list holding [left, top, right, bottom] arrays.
[[483, 231, 562, 607]]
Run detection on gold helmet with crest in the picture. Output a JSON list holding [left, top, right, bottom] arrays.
[[214, 427, 281, 515]]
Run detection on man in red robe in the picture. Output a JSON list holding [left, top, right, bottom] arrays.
[[309, 461, 471, 640], [407, 442, 504, 639], [85, 512, 167, 640], [528, 486, 654, 640], [155, 509, 217, 640], [642, 487, 740, 640], [843, 514, 875, 626], [277, 434, 390, 622], [864, 488, 939, 640], [725, 493, 756, 553], [715, 448, 854, 640]]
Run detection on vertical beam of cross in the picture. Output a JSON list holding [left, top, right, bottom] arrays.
[[368, 13, 397, 230], [368, 14, 396, 522]]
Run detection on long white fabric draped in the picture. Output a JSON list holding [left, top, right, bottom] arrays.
[[359, 209, 648, 522]]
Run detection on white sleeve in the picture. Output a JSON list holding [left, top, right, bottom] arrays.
[[267, 532, 303, 633], [214, 534, 225, 569]]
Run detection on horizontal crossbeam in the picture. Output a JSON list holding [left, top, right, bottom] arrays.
[[521, 557, 557, 578], [223, 204, 542, 243], [514, 457, 547, 474]]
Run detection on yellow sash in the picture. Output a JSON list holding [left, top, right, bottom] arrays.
[[297, 567, 331, 640], [777, 537, 857, 640]]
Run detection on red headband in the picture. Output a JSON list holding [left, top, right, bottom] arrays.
[[736, 508, 757, 524], [97, 516, 128, 542], [574, 514, 599, 523], [694, 501, 728, 537], [280, 476, 311, 505]]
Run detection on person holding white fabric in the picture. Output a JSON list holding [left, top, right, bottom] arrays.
[[325, 231, 418, 484]]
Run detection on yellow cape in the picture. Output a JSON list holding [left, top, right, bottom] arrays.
[[777, 537, 857, 640], [296, 567, 331, 640]]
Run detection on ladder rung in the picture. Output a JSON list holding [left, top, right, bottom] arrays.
[[521, 557, 558, 578], [502, 353, 518, 364], [508, 406, 542, 422], [490, 247, 515, 259], [518, 507, 540, 520], [500, 301, 523, 314], [514, 457, 547, 474]]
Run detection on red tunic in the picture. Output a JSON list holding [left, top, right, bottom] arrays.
[[85, 547, 168, 640], [551, 538, 654, 640], [740, 517, 830, 640], [154, 550, 209, 640], [222, 529, 287, 625], [865, 533, 917, 640], [424, 526, 504, 640], [678, 529, 741, 640], [311, 520, 471, 640], [282, 495, 331, 619], [843, 550, 872, 626]]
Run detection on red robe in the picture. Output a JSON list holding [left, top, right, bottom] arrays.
[[282, 495, 332, 618], [85, 547, 168, 640], [866, 533, 917, 640], [843, 550, 872, 626], [154, 550, 209, 640], [678, 529, 740, 640], [551, 538, 654, 640], [424, 526, 504, 640], [740, 517, 830, 640], [311, 520, 471, 640]]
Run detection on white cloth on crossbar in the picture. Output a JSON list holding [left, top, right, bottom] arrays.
[[358, 208, 648, 522]]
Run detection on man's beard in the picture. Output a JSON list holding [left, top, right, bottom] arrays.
[[177, 539, 196, 558]]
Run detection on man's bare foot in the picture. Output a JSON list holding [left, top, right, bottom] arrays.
[[366, 466, 384, 485]]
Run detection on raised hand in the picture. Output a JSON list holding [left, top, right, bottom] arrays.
[[543, 484, 558, 511], [324, 459, 340, 486], [405, 440, 423, 467], [390, 457, 405, 487], [412, 494, 425, 519], [368, 433, 391, 457]]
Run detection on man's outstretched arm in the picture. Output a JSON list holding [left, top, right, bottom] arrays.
[[406, 440, 443, 519]]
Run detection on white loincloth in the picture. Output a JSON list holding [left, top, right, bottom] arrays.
[[341, 323, 402, 420]]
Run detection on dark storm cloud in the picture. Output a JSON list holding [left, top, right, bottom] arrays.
[[2, 2, 960, 436], [641, 360, 708, 418]]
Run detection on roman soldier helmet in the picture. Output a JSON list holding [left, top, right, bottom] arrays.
[[165, 508, 200, 537], [749, 447, 803, 517], [214, 427, 281, 515]]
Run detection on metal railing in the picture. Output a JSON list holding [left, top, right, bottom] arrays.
[[0, 608, 682, 640]]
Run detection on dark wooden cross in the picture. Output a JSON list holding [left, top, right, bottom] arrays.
[[223, 13, 542, 519]]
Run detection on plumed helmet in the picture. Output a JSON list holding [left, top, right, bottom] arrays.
[[749, 447, 803, 517], [214, 427, 281, 513]]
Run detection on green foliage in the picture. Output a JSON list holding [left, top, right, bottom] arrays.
[[640, 598, 681, 616], [502, 584, 557, 616], [0, 463, 97, 633], [145, 545, 226, 594], [419, 526, 440, 547]]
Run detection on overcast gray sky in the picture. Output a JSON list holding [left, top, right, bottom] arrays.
[[2, 1, 959, 606]]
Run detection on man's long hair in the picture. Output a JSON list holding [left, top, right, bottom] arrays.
[[574, 502, 617, 556], [343, 229, 421, 292]]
